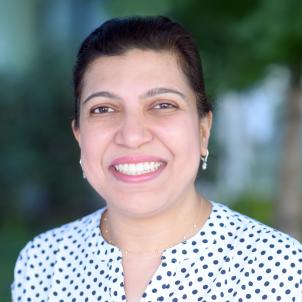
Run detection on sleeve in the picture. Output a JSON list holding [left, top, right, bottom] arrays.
[[268, 234, 302, 300], [292, 239, 302, 300], [10, 214, 90, 301], [11, 241, 33, 302], [11, 231, 58, 302]]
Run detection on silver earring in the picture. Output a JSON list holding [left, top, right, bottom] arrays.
[[201, 150, 209, 170], [79, 159, 86, 179]]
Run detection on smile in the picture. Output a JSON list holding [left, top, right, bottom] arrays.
[[114, 162, 163, 176]]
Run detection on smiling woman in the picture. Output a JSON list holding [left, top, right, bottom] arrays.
[[72, 49, 209, 220], [12, 16, 302, 302]]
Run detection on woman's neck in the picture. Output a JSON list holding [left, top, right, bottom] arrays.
[[100, 193, 212, 254]]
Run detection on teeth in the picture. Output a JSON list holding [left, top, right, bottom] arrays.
[[114, 161, 162, 175]]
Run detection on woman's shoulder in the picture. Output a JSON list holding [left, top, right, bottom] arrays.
[[211, 201, 302, 262], [200, 201, 302, 300], [12, 208, 106, 300], [27, 207, 105, 249], [211, 200, 302, 253], [12, 209, 105, 278]]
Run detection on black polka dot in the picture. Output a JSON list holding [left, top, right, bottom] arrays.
[[12, 202, 302, 301]]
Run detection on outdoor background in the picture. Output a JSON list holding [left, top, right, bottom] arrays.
[[1, 0, 302, 301]]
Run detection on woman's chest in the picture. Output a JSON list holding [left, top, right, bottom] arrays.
[[43, 247, 295, 302]]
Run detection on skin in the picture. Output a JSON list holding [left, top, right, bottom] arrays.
[[72, 49, 212, 301]]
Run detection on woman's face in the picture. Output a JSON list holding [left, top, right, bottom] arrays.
[[73, 49, 212, 217]]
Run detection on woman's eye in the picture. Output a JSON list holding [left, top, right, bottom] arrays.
[[153, 102, 177, 110], [91, 106, 115, 114]]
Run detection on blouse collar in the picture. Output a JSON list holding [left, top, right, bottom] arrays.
[[90, 202, 228, 263]]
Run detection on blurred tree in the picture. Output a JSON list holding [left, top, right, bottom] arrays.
[[0, 0, 106, 231], [170, 0, 302, 240], [103, 0, 172, 16]]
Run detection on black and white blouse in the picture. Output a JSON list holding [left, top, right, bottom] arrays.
[[12, 201, 302, 301]]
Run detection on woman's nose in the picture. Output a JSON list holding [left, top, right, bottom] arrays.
[[114, 113, 153, 148]]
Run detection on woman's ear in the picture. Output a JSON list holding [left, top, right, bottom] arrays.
[[199, 111, 212, 155], [71, 120, 81, 146]]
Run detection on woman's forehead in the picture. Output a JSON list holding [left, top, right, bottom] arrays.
[[81, 49, 192, 101]]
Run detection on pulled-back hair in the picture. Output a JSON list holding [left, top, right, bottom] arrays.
[[73, 16, 212, 128]]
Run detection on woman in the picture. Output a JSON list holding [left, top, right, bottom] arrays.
[[12, 16, 301, 302]]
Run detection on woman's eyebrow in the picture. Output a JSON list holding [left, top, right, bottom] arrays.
[[83, 87, 186, 104], [83, 91, 122, 104], [139, 87, 186, 100]]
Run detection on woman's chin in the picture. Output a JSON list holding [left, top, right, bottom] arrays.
[[106, 196, 172, 219]]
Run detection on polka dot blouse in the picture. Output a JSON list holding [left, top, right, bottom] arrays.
[[12, 201, 302, 301]]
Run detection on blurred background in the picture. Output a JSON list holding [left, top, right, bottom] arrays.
[[1, 0, 301, 300]]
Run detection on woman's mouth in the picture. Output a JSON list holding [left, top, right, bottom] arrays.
[[110, 157, 166, 183], [114, 161, 163, 176]]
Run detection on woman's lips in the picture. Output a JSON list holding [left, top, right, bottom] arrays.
[[110, 156, 166, 183]]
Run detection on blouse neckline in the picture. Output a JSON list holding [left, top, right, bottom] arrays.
[[91, 201, 219, 262]]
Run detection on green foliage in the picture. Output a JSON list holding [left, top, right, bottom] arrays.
[[103, 0, 173, 16], [171, 0, 302, 92], [0, 56, 101, 228], [231, 195, 274, 227]]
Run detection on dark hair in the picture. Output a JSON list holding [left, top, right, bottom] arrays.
[[73, 16, 212, 128]]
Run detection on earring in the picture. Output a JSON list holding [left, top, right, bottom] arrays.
[[201, 150, 209, 170], [79, 159, 86, 179]]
